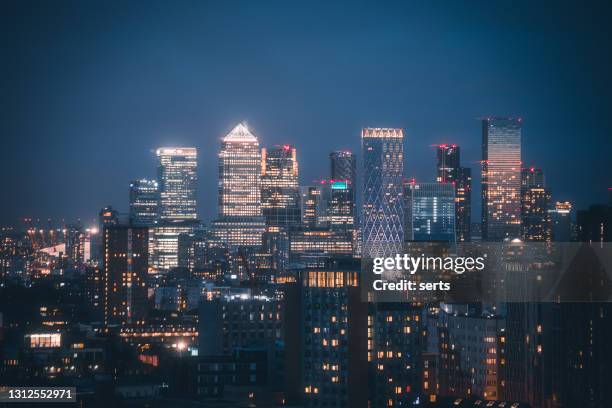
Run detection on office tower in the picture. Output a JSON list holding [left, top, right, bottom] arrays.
[[99, 206, 119, 227], [154, 148, 198, 271], [455, 167, 472, 242], [577, 204, 612, 242], [435, 144, 472, 241], [289, 229, 353, 267], [300, 185, 326, 229], [218, 123, 261, 217], [436, 144, 460, 183], [260, 145, 301, 229], [329, 151, 356, 229], [300, 267, 368, 408], [481, 117, 522, 241], [521, 167, 552, 242], [330, 151, 356, 182], [102, 225, 148, 326], [129, 179, 159, 227], [156, 147, 197, 221], [404, 181, 456, 242], [361, 128, 404, 258], [549, 201, 573, 242], [212, 123, 265, 248]]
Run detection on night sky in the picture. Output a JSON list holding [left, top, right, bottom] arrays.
[[1, 0, 610, 227]]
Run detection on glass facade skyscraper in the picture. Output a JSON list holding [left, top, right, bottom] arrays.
[[129, 179, 159, 227], [481, 117, 522, 241], [361, 128, 404, 258], [260, 145, 301, 229], [521, 167, 552, 241], [154, 147, 198, 271], [218, 123, 261, 218], [404, 181, 456, 242], [212, 123, 265, 248], [329, 151, 356, 231], [156, 147, 197, 221], [436, 144, 472, 241]]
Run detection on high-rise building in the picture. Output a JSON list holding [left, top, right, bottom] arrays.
[[361, 128, 404, 258], [260, 145, 301, 229], [330, 151, 356, 182], [154, 148, 198, 271], [129, 179, 159, 227], [326, 180, 356, 230], [212, 123, 265, 248], [156, 148, 197, 221], [435, 144, 472, 241], [481, 117, 522, 241], [102, 225, 148, 326], [521, 167, 552, 241], [404, 181, 456, 242], [577, 204, 612, 242], [436, 144, 460, 183], [549, 201, 573, 242], [455, 167, 472, 242], [300, 185, 326, 229], [300, 267, 368, 408], [218, 123, 261, 218]]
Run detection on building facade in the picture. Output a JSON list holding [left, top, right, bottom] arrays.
[[129, 179, 159, 227], [361, 128, 404, 258], [404, 181, 456, 242], [481, 117, 522, 241], [260, 145, 301, 229]]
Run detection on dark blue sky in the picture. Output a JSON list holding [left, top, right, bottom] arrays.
[[1, 0, 610, 227]]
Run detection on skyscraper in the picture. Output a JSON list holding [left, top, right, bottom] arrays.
[[154, 147, 198, 271], [481, 117, 522, 241], [361, 128, 404, 258], [260, 145, 301, 229], [330, 151, 356, 184], [102, 225, 148, 326], [521, 167, 552, 241], [404, 181, 456, 242], [436, 144, 460, 183], [435, 144, 472, 241], [329, 151, 357, 231], [156, 148, 197, 221], [549, 201, 573, 242], [212, 123, 265, 248], [300, 185, 326, 229], [129, 179, 159, 227]]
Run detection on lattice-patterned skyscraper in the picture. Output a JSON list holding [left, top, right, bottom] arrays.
[[361, 128, 404, 258], [481, 117, 522, 241]]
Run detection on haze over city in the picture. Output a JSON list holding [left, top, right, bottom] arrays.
[[1, 0, 611, 226]]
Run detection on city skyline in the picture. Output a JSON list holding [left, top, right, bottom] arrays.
[[2, 1, 611, 226]]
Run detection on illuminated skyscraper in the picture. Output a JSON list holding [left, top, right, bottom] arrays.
[[404, 181, 456, 242], [436, 144, 472, 241], [300, 185, 326, 229], [481, 117, 522, 241], [153, 148, 198, 271], [212, 123, 265, 248], [103, 225, 148, 326], [521, 167, 552, 242], [361, 128, 404, 258], [549, 201, 572, 242], [330, 151, 356, 184], [156, 148, 197, 221], [260, 145, 301, 229], [436, 144, 460, 183], [129, 179, 159, 227], [329, 151, 356, 231]]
